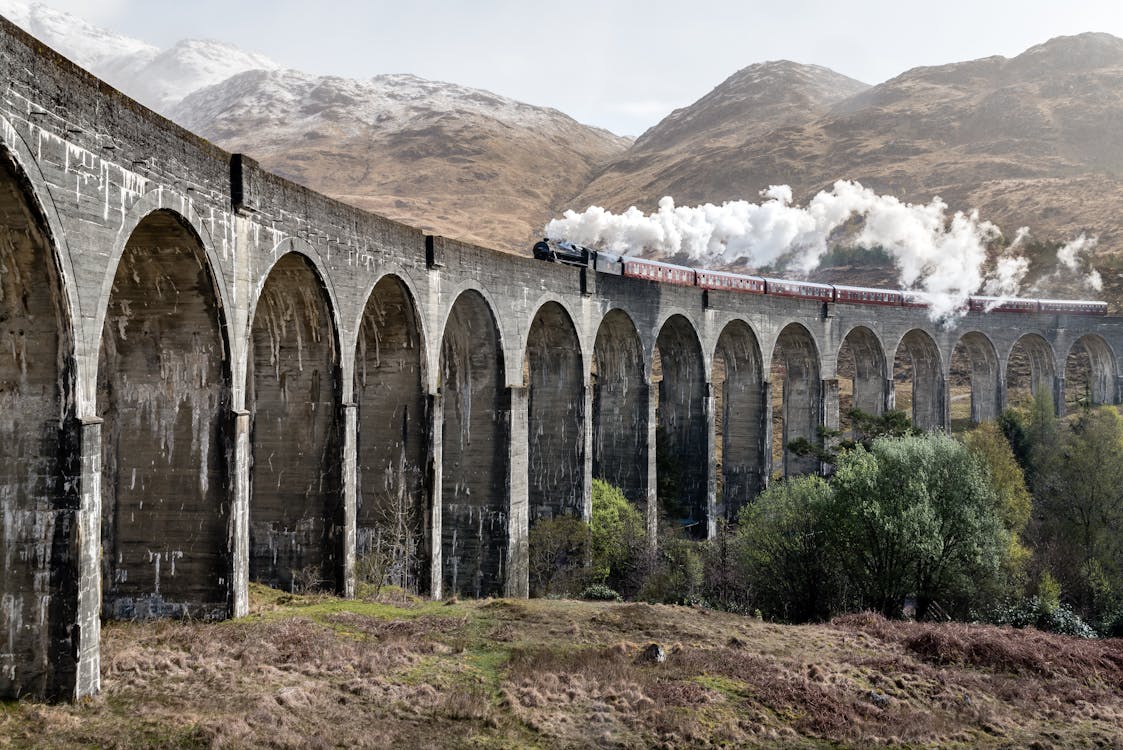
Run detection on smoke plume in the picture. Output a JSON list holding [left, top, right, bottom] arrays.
[[545, 181, 1103, 321]]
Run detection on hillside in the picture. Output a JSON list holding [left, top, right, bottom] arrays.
[[3, 586, 1122, 749], [171, 71, 629, 252], [572, 34, 1123, 299]]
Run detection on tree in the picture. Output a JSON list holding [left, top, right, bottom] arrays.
[[732, 475, 843, 621], [830, 433, 1008, 619], [962, 421, 1032, 595], [1031, 406, 1123, 622], [528, 515, 591, 597], [589, 479, 646, 594], [788, 408, 918, 467]]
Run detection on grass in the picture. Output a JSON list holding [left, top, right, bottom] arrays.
[[2, 589, 1123, 748]]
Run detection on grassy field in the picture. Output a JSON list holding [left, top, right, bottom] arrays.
[[3, 586, 1122, 749]]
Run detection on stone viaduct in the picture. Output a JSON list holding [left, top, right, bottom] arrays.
[[3, 17, 1123, 700]]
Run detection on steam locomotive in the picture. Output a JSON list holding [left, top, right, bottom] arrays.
[[532, 238, 1107, 316]]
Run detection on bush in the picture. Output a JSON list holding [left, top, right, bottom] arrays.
[[579, 583, 622, 602], [984, 596, 1098, 639], [1101, 607, 1123, 638], [590, 479, 647, 594], [732, 475, 843, 622], [528, 515, 590, 597], [637, 532, 703, 604]]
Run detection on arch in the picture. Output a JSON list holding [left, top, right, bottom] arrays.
[[439, 289, 508, 598], [97, 208, 232, 619], [248, 251, 343, 593], [519, 293, 587, 379], [770, 323, 822, 477], [354, 274, 428, 593], [713, 319, 765, 521], [247, 238, 345, 395], [836, 326, 889, 436], [893, 329, 945, 431], [949, 331, 1001, 426], [524, 301, 585, 530], [434, 279, 509, 386], [0, 145, 77, 697], [1004, 333, 1056, 410], [96, 194, 234, 374], [591, 309, 648, 512], [1064, 334, 1117, 410], [654, 314, 708, 538]]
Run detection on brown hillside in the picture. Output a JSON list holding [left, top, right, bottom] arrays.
[[5, 588, 1123, 748], [570, 33, 1123, 301]]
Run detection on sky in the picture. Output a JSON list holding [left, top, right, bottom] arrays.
[[37, 0, 1123, 136]]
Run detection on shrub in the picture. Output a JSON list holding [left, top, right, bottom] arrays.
[[579, 583, 622, 602], [590, 479, 647, 594], [732, 475, 842, 622], [983, 595, 1098, 639], [637, 532, 703, 604], [528, 515, 591, 597]]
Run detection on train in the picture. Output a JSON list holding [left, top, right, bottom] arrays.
[[531, 238, 1108, 316]]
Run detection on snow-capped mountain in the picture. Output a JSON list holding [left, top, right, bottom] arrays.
[[0, 0, 277, 115], [120, 39, 278, 115], [172, 68, 629, 250], [0, 1, 628, 250]]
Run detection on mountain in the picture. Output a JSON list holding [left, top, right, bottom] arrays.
[[574, 61, 870, 209], [0, 1, 628, 250], [0, 1, 278, 116], [572, 34, 1123, 296], [171, 70, 629, 250]]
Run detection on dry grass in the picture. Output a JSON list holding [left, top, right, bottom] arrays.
[[3, 590, 1123, 748]]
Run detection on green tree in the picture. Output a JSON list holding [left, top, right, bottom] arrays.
[[830, 433, 1008, 619], [528, 516, 590, 597], [732, 475, 843, 621], [1031, 406, 1123, 622], [962, 421, 1032, 595], [789, 408, 917, 466], [589, 479, 646, 594]]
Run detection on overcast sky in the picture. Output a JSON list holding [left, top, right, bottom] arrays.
[[42, 0, 1123, 136]]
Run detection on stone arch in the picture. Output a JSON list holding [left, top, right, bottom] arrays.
[[950, 331, 1001, 425], [893, 329, 945, 431], [354, 274, 428, 593], [0, 145, 78, 698], [1064, 334, 1116, 410], [770, 323, 821, 477], [434, 279, 509, 386], [439, 289, 508, 598], [591, 309, 647, 512], [713, 319, 765, 522], [524, 301, 585, 529], [654, 314, 708, 538], [1004, 333, 1056, 410], [837, 326, 888, 436], [97, 208, 231, 620], [248, 251, 343, 593]]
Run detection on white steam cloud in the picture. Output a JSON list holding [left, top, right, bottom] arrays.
[[545, 180, 1103, 321]]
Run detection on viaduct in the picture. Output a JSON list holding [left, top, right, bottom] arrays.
[[3, 17, 1123, 700]]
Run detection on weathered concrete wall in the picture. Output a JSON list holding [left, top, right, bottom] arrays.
[[713, 320, 765, 522], [5, 15, 1123, 700], [97, 211, 230, 619], [438, 290, 508, 598], [0, 152, 77, 699], [355, 275, 428, 592], [655, 314, 708, 537], [248, 253, 342, 593], [526, 302, 585, 526], [591, 309, 647, 510]]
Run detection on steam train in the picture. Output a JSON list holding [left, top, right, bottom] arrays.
[[532, 238, 1108, 316]]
